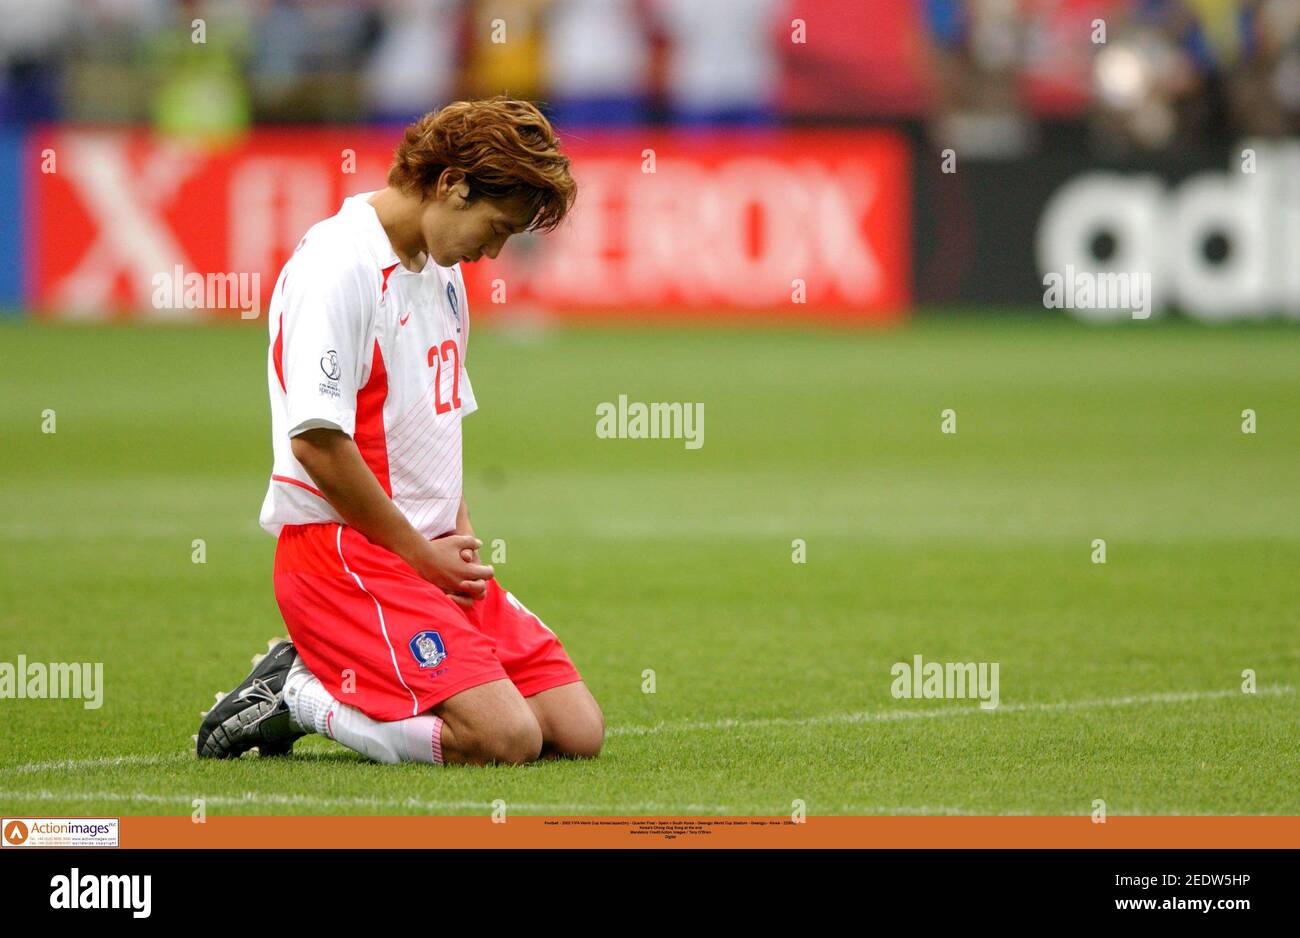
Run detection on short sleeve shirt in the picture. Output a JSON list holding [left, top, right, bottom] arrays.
[[258, 192, 477, 539]]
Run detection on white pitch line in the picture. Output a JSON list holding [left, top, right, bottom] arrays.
[[0, 790, 1274, 817], [4, 685, 1291, 777], [0, 788, 781, 815], [607, 684, 1296, 737], [8, 755, 182, 775]]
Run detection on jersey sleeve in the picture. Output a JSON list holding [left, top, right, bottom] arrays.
[[455, 266, 478, 417], [460, 365, 478, 417], [278, 248, 375, 439]]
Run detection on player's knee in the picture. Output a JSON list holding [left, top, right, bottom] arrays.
[[554, 698, 605, 759], [479, 713, 543, 765], [566, 718, 604, 759]]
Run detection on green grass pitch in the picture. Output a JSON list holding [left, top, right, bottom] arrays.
[[0, 315, 1296, 816]]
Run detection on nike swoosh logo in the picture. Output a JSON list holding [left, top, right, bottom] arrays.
[[399, 311, 411, 326]]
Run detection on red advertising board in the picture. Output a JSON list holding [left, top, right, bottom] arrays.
[[29, 127, 909, 322]]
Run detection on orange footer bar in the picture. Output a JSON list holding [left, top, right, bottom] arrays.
[[112, 816, 1300, 849]]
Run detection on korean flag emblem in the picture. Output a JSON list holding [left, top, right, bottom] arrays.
[[409, 630, 447, 669], [446, 282, 460, 327]]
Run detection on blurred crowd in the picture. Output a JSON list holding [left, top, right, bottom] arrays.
[[0, 0, 785, 133], [0, 0, 1296, 154], [1091, 0, 1300, 152], [923, 0, 1300, 155]]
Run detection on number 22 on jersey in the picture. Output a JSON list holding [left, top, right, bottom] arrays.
[[427, 340, 462, 414]]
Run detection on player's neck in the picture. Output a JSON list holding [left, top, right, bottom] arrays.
[[368, 187, 428, 273]]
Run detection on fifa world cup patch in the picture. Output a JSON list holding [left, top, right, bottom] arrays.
[[320, 349, 342, 380], [409, 631, 447, 669]]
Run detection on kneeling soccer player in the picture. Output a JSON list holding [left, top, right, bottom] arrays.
[[195, 97, 602, 766]]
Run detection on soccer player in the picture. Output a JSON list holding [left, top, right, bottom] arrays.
[[195, 96, 602, 766]]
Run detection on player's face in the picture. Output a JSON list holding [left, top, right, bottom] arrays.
[[422, 184, 535, 268]]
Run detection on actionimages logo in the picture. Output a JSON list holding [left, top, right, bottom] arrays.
[[2, 818, 119, 848]]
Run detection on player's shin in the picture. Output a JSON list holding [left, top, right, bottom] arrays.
[[284, 658, 444, 765]]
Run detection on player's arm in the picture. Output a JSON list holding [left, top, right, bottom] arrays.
[[291, 429, 493, 607], [453, 311, 480, 564], [453, 494, 482, 566], [277, 249, 490, 607], [455, 495, 475, 538]]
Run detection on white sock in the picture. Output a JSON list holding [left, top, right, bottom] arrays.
[[283, 656, 444, 765], [283, 655, 330, 734]]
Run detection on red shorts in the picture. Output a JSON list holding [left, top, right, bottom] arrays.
[[272, 522, 582, 721]]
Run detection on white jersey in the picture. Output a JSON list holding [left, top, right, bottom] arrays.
[[258, 191, 477, 540]]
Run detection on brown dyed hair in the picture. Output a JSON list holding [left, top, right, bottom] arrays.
[[387, 95, 576, 232]]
